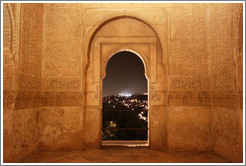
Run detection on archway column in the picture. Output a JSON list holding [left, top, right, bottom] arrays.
[[149, 90, 167, 149]]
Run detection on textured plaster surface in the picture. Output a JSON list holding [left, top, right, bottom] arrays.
[[11, 108, 39, 162], [38, 107, 83, 151], [211, 108, 243, 162], [167, 106, 212, 151]]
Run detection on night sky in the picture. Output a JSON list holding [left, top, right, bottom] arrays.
[[103, 51, 147, 96]]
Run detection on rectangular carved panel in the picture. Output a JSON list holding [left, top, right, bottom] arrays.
[[209, 4, 235, 90], [20, 4, 43, 76], [42, 77, 82, 92], [40, 92, 83, 107], [42, 7, 82, 77], [169, 77, 209, 90], [170, 6, 208, 77], [168, 91, 211, 106]]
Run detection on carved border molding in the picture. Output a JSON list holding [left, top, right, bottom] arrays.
[[13, 92, 84, 109], [3, 91, 16, 109], [212, 90, 243, 109], [9, 90, 242, 109], [168, 91, 211, 106], [168, 90, 243, 108], [92, 36, 158, 83], [39, 92, 83, 107]]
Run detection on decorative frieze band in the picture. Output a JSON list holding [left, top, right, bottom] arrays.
[[168, 91, 211, 106], [212, 90, 243, 109], [3, 90, 16, 109], [4, 90, 243, 109], [14, 92, 84, 109], [168, 90, 243, 108], [40, 92, 83, 107]]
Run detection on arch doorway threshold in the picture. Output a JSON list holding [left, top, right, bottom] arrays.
[[102, 140, 149, 147]]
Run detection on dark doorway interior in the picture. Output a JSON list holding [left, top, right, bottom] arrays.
[[102, 51, 148, 143]]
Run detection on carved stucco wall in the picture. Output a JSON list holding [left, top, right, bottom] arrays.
[[40, 3, 244, 162], [2, 3, 243, 163], [3, 4, 15, 162], [208, 4, 243, 162], [14, 4, 43, 162], [39, 4, 84, 151], [39, 3, 169, 151], [3, 3, 44, 162], [166, 5, 212, 152]]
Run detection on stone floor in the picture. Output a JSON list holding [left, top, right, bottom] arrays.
[[22, 147, 230, 163]]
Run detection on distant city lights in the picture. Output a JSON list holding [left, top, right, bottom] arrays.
[[119, 93, 132, 97]]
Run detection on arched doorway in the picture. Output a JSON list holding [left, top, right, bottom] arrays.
[[102, 51, 149, 146], [83, 16, 167, 150]]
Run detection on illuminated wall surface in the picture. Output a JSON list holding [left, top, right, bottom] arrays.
[[2, 3, 243, 163]]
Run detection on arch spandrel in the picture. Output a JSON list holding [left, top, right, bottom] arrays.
[[96, 17, 156, 37]]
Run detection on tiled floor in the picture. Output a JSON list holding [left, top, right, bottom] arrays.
[[22, 147, 229, 163]]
